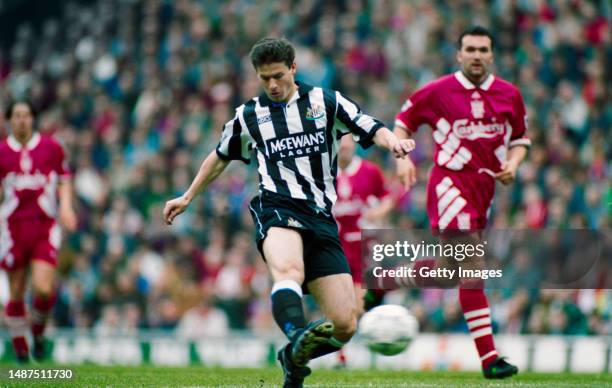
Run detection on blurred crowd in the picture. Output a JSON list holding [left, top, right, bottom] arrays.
[[0, 0, 610, 338]]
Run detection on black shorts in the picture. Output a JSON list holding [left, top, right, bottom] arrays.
[[248, 191, 350, 291]]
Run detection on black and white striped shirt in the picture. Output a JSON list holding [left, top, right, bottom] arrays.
[[216, 82, 384, 213]]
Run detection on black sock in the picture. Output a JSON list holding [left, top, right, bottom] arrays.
[[309, 336, 347, 360], [271, 289, 307, 342]]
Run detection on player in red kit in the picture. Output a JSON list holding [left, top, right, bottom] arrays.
[[0, 101, 77, 362], [333, 135, 394, 367], [334, 135, 394, 312], [393, 27, 529, 378]]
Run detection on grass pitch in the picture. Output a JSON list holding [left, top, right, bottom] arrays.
[[0, 365, 609, 387]]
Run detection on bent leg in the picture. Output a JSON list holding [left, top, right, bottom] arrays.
[[305, 273, 358, 360]]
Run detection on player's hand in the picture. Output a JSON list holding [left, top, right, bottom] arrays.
[[396, 157, 417, 190], [391, 139, 415, 159], [495, 160, 519, 185], [163, 195, 190, 225], [59, 206, 78, 232]]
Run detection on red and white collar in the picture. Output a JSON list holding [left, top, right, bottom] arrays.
[[7, 132, 41, 152], [339, 157, 362, 177], [454, 71, 494, 91]]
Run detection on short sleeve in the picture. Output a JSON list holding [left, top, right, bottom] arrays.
[[508, 89, 531, 148], [394, 84, 436, 133], [215, 105, 255, 164], [334, 91, 385, 149]]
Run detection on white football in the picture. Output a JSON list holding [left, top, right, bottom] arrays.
[[358, 304, 419, 356]]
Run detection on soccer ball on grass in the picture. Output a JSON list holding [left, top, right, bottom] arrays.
[[358, 304, 419, 356]]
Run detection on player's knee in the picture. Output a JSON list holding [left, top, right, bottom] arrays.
[[32, 282, 55, 299], [272, 267, 304, 284], [331, 311, 358, 341]]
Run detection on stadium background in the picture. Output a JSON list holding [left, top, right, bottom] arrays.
[[0, 0, 610, 373]]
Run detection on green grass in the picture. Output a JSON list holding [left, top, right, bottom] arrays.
[[0, 366, 610, 387]]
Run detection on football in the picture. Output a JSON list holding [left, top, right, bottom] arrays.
[[359, 304, 419, 356]]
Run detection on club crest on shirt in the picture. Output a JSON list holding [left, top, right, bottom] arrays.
[[470, 93, 485, 119], [305, 105, 325, 120], [257, 114, 272, 125], [20, 152, 32, 173]]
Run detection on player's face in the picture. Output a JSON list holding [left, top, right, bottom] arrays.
[[457, 35, 493, 82], [8, 103, 34, 136], [256, 62, 297, 103], [338, 134, 356, 167]]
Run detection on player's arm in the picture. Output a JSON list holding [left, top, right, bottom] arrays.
[[333, 91, 414, 158], [495, 145, 528, 185], [164, 151, 230, 225], [393, 124, 417, 190], [363, 195, 395, 222], [58, 179, 78, 232], [54, 141, 78, 232], [164, 108, 252, 225], [496, 89, 531, 185], [372, 127, 415, 159]]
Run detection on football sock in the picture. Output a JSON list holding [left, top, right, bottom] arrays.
[[31, 292, 57, 338], [309, 336, 348, 360], [6, 300, 29, 358], [459, 288, 498, 368], [271, 280, 307, 342]]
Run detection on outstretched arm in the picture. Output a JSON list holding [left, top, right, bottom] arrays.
[[372, 127, 415, 159], [163, 150, 230, 225]]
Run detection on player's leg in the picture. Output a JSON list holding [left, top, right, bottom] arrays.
[[304, 273, 357, 362], [448, 232, 518, 378], [262, 227, 312, 387], [334, 282, 364, 368], [6, 268, 29, 362], [263, 227, 307, 342], [30, 260, 57, 361]]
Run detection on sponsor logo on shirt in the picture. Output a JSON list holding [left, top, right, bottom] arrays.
[[2, 171, 48, 190], [266, 131, 326, 161], [452, 118, 508, 140]]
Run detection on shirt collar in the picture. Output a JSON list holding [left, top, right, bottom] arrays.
[[454, 71, 495, 91], [258, 81, 313, 107], [7, 131, 41, 152]]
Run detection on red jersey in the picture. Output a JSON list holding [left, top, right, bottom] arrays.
[[334, 158, 390, 282], [395, 72, 530, 231], [395, 71, 531, 174], [334, 158, 390, 238], [0, 132, 71, 221]]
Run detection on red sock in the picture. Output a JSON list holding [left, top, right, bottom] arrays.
[[31, 293, 57, 338], [459, 288, 498, 368], [337, 347, 347, 365], [5, 300, 29, 357]]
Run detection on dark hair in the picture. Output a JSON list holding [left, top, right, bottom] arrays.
[[5, 100, 36, 120], [457, 26, 495, 50], [249, 37, 295, 69]]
